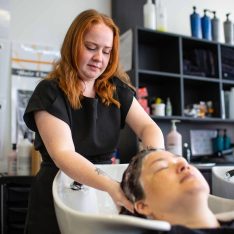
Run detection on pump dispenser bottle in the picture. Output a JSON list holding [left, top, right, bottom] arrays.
[[224, 13, 233, 45], [166, 120, 182, 156], [190, 6, 201, 38], [143, 0, 156, 30], [201, 9, 211, 40], [211, 11, 221, 42]]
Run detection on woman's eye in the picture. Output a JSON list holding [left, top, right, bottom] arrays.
[[86, 45, 96, 51], [103, 50, 111, 55]]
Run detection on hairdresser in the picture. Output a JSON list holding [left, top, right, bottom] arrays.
[[23, 9, 164, 234]]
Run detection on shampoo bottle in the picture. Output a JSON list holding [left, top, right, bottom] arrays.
[[17, 132, 32, 176], [190, 6, 201, 38], [156, 0, 167, 31], [143, 0, 156, 30], [211, 11, 221, 42], [223, 129, 231, 150], [166, 97, 172, 116], [224, 13, 233, 45], [166, 120, 182, 156], [7, 143, 17, 175], [201, 9, 211, 40]]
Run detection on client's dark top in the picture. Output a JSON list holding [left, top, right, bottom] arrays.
[[141, 220, 234, 234], [169, 220, 234, 233], [23, 77, 134, 234]]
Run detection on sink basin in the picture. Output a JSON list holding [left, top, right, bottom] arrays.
[[52, 164, 170, 234], [53, 164, 234, 234], [212, 166, 234, 199]]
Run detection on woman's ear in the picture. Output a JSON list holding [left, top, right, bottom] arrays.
[[134, 200, 152, 217]]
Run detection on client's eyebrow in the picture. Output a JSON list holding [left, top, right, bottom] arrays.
[[149, 158, 166, 168], [149, 155, 178, 167]]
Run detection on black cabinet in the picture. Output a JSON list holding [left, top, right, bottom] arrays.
[[0, 175, 33, 234]]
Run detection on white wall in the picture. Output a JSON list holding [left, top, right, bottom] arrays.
[[10, 0, 111, 47], [162, 0, 234, 43]]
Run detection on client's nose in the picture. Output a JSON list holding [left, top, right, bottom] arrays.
[[176, 157, 190, 173]]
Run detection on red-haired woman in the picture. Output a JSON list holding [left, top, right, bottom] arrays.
[[23, 9, 164, 233]]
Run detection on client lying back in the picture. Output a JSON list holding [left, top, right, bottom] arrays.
[[120, 148, 234, 234]]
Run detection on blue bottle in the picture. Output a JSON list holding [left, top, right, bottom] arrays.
[[213, 129, 224, 153], [223, 129, 231, 150], [190, 6, 201, 38], [201, 9, 212, 40]]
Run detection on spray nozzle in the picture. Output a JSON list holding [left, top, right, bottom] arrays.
[[192, 6, 197, 12], [226, 13, 231, 20], [171, 120, 180, 131], [204, 9, 208, 15]]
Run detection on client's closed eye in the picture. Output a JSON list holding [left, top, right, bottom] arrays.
[[155, 166, 168, 173]]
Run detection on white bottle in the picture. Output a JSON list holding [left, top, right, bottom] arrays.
[[156, 0, 167, 31], [166, 120, 182, 156], [143, 0, 156, 30], [8, 143, 17, 175], [229, 87, 234, 119], [17, 132, 32, 176], [166, 97, 172, 116]]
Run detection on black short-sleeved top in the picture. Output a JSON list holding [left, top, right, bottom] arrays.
[[24, 77, 134, 164]]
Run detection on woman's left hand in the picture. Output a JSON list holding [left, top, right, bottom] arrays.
[[107, 180, 134, 213]]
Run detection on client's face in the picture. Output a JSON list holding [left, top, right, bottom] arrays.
[[135, 150, 209, 219]]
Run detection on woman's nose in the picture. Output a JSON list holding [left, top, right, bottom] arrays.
[[93, 50, 102, 62], [176, 157, 190, 173]]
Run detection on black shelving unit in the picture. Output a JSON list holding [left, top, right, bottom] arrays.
[[132, 27, 234, 149], [112, 0, 234, 165]]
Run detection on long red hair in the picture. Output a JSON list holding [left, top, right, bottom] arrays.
[[47, 9, 133, 109]]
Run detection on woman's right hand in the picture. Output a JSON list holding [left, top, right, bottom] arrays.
[[107, 180, 134, 213]]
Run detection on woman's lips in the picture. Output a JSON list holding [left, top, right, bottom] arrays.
[[88, 64, 101, 70], [180, 172, 195, 183]]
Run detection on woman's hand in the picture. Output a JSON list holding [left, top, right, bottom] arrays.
[[107, 180, 134, 213]]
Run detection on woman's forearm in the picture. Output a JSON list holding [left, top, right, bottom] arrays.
[[140, 123, 165, 149], [52, 150, 115, 192]]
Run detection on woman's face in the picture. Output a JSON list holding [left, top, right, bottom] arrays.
[[77, 23, 113, 82], [136, 150, 209, 219]]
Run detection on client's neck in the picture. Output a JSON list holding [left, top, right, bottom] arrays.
[[165, 195, 220, 229]]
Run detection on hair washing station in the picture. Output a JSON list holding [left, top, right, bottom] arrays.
[[53, 164, 234, 234], [212, 166, 234, 199]]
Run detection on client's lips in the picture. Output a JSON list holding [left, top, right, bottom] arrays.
[[180, 172, 195, 183]]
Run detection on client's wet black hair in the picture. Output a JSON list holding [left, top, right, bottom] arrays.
[[120, 148, 161, 218]]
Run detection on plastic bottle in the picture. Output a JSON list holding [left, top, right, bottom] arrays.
[[143, 0, 156, 30], [223, 129, 231, 150], [229, 87, 234, 119], [166, 120, 182, 156], [7, 143, 17, 175], [17, 132, 33, 176], [31, 146, 42, 176], [183, 142, 191, 163], [211, 11, 221, 42], [201, 9, 212, 40], [190, 6, 201, 38], [166, 97, 172, 116], [156, 0, 167, 31], [224, 13, 233, 45], [212, 129, 224, 153]]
